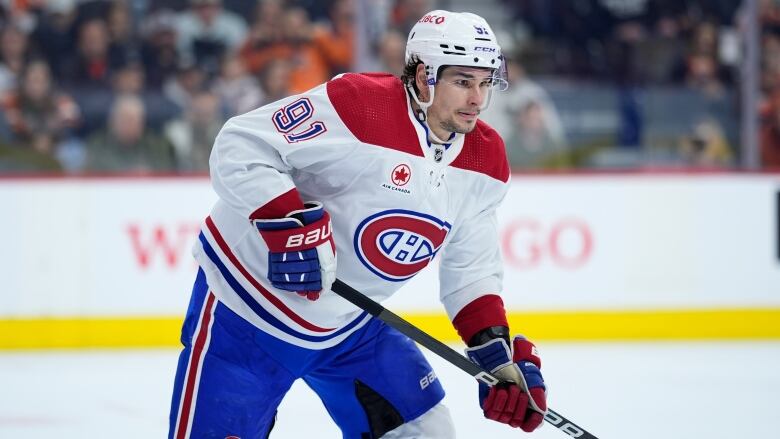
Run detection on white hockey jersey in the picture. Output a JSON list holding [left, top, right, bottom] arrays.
[[194, 73, 510, 349]]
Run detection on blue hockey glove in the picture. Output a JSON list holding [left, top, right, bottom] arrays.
[[252, 202, 336, 301], [465, 335, 547, 432]]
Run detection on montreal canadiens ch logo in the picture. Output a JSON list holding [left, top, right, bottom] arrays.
[[354, 209, 451, 282]]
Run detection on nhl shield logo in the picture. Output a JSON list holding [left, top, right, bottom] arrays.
[[433, 147, 444, 162]]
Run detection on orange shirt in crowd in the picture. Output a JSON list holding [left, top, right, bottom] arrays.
[[239, 26, 352, 94]]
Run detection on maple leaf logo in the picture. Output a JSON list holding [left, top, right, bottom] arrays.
[[394, 168, 409, 183], [391, 164, 411, 186]]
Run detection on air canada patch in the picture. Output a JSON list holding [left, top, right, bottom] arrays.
[[382, 163, 413, 195], [354, 209, 451, 281]]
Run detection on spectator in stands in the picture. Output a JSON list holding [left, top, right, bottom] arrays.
[[140, 10, 180, 90], [238, 0, 287, 77], [683, 52, 726, 99], [112, 60, 146, 95], [478, 58, 568, 170], [312, 0, 355, 75], [761, 32, 780, 95], [677, 117, 733, 167], [481, 59, 566, 153], [760, 87, 780, 168], [760, 0, 780, 28], [390, 0, 433, 35], [281, 7, 335, 92], [507, 100, 572, 170], [61, 18, 114, 91], [1, 59, 81, 169], [241, 4, 348, 94], [85, 94, 176, 172], [690, 21, 719, 57], [30, 0, 78, 79], [0, 24, 31, 98], [106, 0, 140, 69], [174, 0, 247, 76], [258, 58, 292, 105], [164, 60, 207, 111], [165, 90, 223, 171], [2, 59, 78, 148], [671, 21, 732, 92], [252, 0, 286, 37], [212, 53, 262, 117], [112, 59, 180, 130], [377, 28, 405, 77]]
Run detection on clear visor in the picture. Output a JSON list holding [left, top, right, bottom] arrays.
[[479, 56, 508, 110], [491, 55, 509, 91]]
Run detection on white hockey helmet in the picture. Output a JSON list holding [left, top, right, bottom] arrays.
[[405, 10, 508, 114]]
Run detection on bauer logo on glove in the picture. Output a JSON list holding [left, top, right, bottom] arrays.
[[253, 202, 337, 301], [284, 223, 332, 249]]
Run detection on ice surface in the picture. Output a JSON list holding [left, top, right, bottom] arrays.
[[0, 342, 777, 438]]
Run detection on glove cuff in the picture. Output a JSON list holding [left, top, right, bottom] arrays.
[[465, 337, 513, 373], [287, 201, 325, 225]]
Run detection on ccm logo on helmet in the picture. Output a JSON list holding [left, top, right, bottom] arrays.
[[419, 14, 445, 24], [354, 209, 451, 282]]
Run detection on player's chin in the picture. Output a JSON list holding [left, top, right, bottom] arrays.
[[457, 120, 478, 133], [443, 118, 477, 135], [449, 119, 477, 134]]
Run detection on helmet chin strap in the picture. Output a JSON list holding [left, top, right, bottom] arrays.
[[406, 82, 459, 145]]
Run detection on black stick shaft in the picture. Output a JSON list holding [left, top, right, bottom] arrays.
[[331, 279, 599, 439]]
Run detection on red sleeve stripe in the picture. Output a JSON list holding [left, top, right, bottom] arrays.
[[452, 294, 509, 345], [249, 188, 305, 220]]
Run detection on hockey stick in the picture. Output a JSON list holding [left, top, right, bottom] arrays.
[[331, 279, 598, 439]]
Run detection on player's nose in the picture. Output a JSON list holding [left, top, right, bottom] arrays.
[[467, 85, 486, 107]]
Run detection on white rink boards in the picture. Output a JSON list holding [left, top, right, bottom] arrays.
[[1, 174, 778, 320], [1, 174, 779, 349]]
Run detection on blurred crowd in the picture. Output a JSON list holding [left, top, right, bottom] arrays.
[[759, 0, 780, 168], [0, 0, 777, 173], [490, 0, 780, 170], [486, 0, 743, 169], [0, 0, 353, 173]]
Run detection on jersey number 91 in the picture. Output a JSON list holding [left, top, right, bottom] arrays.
[[272, 98, 328, 143]]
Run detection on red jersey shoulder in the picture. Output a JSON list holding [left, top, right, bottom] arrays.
[[451, 119, 510, 183], [326, 73, 422, 157]]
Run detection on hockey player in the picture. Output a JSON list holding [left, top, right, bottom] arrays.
[[169, 10, 547, 439]]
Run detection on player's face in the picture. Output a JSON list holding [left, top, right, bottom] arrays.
[[427, 66, 494, 138]]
